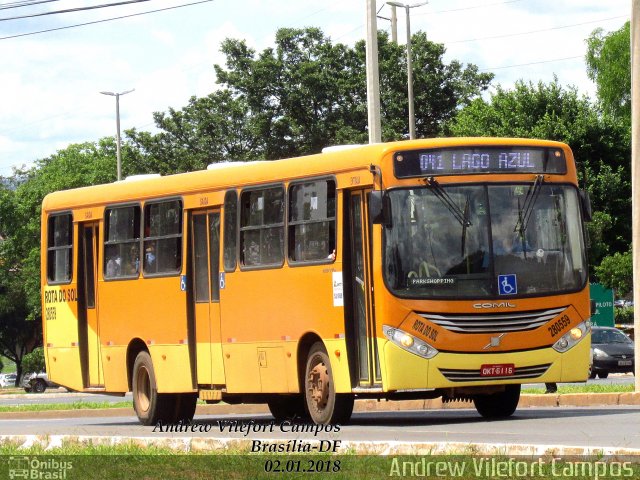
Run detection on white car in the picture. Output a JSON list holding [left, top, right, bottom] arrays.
[[0, 373, 17, 387]]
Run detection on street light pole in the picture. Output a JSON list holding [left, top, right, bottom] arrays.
[[100, 89, 134, 181], [387, 1, 427, 140], [390, 5, 398, 43], [365, 0, 382, 144]]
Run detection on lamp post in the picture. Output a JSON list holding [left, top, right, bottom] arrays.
[[387, 1, 427, 140], [366, 0, 382, 143], [100, 89, 134, 181]]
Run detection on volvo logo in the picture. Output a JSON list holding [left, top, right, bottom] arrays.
[[473, 302, 517, 309]]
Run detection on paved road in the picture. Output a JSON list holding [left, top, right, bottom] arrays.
[[0, 373, 634, 406], [1, 406, 639, 451]]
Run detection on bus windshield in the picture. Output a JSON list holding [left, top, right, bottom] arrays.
[[383, 184, 587, 298]]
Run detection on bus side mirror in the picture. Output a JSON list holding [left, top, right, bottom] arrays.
[[369, 191, 392, 227], [580, 190, 592, 222]]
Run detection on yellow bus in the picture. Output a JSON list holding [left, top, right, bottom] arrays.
[[41, 138, 592, 425]]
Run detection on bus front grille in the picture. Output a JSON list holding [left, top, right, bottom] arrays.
[[439, 363, 551, 382], [419, 307, 566, 334]]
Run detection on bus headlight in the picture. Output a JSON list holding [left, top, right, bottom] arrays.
[[552, 320, 591, 353], [383, 325, 439, 359]]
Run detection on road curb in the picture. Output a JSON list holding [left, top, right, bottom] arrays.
[[0, 393, 638, 420]]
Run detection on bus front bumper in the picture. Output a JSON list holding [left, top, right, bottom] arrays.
[[381, 334, 590, 391]]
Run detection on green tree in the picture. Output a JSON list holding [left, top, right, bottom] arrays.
[[128, 91, 258, 174], [446, 79, 631, 265], [586, 22, 630, 122], [21, 346, 46, 374], [129, 28, 492, 170], [595, 250, 633, 297], [0, 138, 129, 378]]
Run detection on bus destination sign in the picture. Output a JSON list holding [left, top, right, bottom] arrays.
[[393, 147, 566, 178]]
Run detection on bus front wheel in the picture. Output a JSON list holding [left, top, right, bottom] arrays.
[[132, 351, 176, 426], [304, 342, 353, 425], [473, 384, 520, 419]]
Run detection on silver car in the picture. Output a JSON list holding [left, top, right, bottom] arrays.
[[22, 372, 58, 393]]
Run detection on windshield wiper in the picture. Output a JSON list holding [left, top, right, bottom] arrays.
[[425, 177, 471, 228], [514, 174, 544, 236]]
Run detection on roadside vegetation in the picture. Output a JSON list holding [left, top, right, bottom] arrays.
[[0, 443, 638, 480], [522, 384, 635, 395], [0, 401, 132, 413]]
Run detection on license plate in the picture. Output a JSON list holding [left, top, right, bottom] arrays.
[[480, 363, 515, 377], [618, 360, 632, 366]]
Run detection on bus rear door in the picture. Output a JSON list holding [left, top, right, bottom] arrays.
[[190, 210, 225, 386]]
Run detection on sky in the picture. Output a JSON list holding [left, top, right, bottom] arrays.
[[0, 0, 631, 176]]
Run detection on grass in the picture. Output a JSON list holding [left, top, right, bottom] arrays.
[[522, 383, 635, 394], [0, 400, 131, 413], [0, 444, 638, 480], [0, 356, 16, 374]]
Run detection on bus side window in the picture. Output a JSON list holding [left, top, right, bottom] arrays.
[[143, 200, 182, 276], [47, 213, 73, 284], [223, 190, 237, 272], [239, 186, 284, 268], [104, 205, 141, 280], [288, 179, 336, 263]]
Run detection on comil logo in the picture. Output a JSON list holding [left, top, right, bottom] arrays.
[[8, 457, 72, 479], [473, 302, 516, 309]]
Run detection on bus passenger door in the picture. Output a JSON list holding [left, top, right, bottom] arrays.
[[191, 210, 224, 386], [345, 190, 381, 388], [79, 222, 103, 387]]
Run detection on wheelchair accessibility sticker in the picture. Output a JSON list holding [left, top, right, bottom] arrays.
[[498, 274, 517, 295]]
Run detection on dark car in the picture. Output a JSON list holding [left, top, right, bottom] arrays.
[[590, 326, 635, 379]]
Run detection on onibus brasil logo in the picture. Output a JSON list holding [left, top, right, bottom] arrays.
[[7, 457, 72, 479]]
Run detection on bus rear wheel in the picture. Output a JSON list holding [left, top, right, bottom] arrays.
[[304, 342, 353, 425], [473, 384, 521, 419], [132, 351, 177, 426], [170, 392, 198, 423]]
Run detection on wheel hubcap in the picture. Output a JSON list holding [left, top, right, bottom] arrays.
[[308, 361, 329, 411]]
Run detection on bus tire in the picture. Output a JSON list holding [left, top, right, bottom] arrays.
[[304, 342, 354, 425], [132, 351, 174, 426], [170, 393, 198, 423], [473, 384, 520, 419], [267, 395, 309, 422]]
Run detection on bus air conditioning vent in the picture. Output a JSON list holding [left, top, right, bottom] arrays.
[[439, 363, 551, 382], [419, 307, 566, 334]]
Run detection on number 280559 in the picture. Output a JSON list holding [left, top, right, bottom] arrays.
[[548, 314, 570, 337]]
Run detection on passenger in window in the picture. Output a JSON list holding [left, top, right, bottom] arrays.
[[106, 253, 122, 277], [145, 243, 156, 272], [125, 245, 139, 275]]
